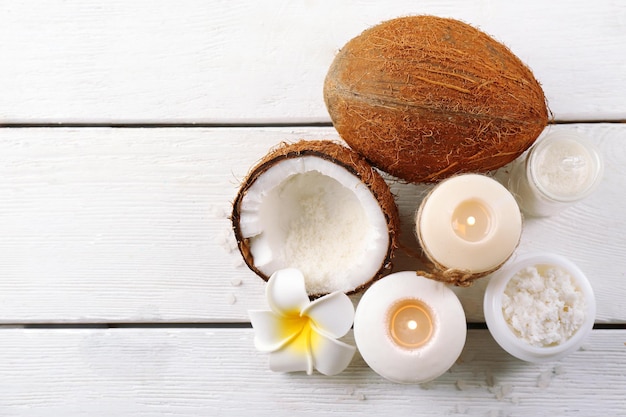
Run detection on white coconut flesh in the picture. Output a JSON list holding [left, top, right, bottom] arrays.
[[238, 155, 390, 295]]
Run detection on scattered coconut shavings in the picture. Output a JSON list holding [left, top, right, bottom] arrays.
[[227, 232, 239, 252], [215, 229, 238, 254], [231, 258, 245, 268], [501, 384, 513, 397], [343, 386, 367, 402], [486, 369, 496, 387], [230, 278, 242, 287], [495, 387, 504, 401], [456, 379, 469, 391], [502, 265, 586, 347], [493, 384, 513, 400], [226, 293, 237, 305], [537, 369, 553, 388], [209, 204, 229, 219], [215, 231, 229, 247]]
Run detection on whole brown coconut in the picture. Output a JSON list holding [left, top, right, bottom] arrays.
[[231, 140, 400, 297], [324, 16, 549, 183]]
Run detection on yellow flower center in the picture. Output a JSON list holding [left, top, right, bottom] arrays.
[[278, 315, 320, 356]]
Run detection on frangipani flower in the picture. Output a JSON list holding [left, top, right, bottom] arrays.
[[249, 268, 356, 376]]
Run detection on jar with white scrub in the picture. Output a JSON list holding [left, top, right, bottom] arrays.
[[507, 131, 603, 217], [483, 253, 596, 362]]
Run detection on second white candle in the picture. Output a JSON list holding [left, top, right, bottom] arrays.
[[416, 174, 522, 277]]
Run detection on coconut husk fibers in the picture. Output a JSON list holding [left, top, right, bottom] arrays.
[[324, 15, 549, 183], [231, 140, 400, 296]]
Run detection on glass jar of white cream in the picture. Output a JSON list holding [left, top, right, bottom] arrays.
[[507, 131, 603, 217]]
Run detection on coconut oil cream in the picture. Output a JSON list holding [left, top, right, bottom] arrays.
[[484, 253, 596, 362], [507, 130, 603, 217]]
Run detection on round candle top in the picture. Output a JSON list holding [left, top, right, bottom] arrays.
[[354, 271, 466, 384], [529, 131, 603, 202], [389, 299, 433, 348], [417, 174, 522, 273], [484, 253, 596, 362]]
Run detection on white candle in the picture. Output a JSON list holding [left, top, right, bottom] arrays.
[[416, 174, 522, 276], [507, 131, 603, 217], [353, 271, 466, 383]]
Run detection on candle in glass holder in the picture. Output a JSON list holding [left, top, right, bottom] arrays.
[[416, 174, 522, 281], [353, 271, 466, 383], [507, 130, 603, 217]]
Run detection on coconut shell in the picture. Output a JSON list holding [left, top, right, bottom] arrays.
[[324, 15, 549, 183], [231, 140, 400, 296]]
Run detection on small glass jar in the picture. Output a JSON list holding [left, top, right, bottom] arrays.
[[507, 131, 603, 217], [483, 253, 596, 363]]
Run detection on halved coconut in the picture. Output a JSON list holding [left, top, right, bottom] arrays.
[[231, 140, 399, 297]]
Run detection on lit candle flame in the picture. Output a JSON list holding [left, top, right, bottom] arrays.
[[451, 200, 491, 242]]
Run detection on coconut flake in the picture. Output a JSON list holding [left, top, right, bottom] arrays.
[[237, 156, 390, 295], [502, 265, 586, 347]]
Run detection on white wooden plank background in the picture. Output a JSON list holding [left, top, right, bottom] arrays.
[[1, 1, 625, 415], [0, 329, 624, 417], [0, 124, 624, 324], [1, 0, 625, 123]]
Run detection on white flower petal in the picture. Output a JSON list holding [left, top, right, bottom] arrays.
[[310, 329, 356, 376], [266, 268, 310, 316], [268, 330, 314, 375], [302, 291, 355, 338], [249, 310, 305, 352]]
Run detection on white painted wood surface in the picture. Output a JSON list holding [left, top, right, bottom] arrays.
[[0, 329, 624, 417], [1, 124, 625, 324], [1, 0, 625, 123], [1, 1, 625, 415]]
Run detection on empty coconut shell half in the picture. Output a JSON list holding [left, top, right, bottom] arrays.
[[324, 15, 549, 183], [231, 140, 399, 297]]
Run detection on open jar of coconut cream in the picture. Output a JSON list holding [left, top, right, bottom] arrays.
[[484, 253, 596, 362], [506, 131, 603, 217]]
